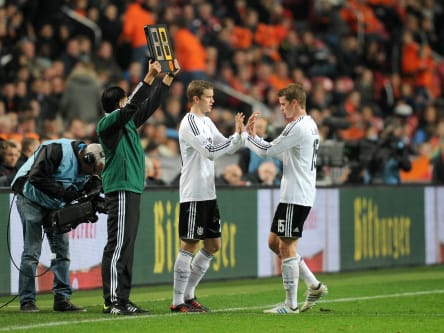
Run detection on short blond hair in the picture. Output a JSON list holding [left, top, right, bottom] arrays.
[[278, 82, 306, 109], [186, 80, 214, 103]]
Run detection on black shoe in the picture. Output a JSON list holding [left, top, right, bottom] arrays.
[[20, 301, 40, 312], [53, 295, 86, 312], [105, 303, 135, 315], [170, 303, 203, 313], [185, 297, 210, 312], [125, 301, 150, 314]]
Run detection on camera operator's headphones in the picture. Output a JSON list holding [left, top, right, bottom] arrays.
[[83, 152, 96, 165], [81, 144, 105, 166]]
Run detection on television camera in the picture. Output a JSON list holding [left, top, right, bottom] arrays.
[[316, 135, 411, 183], [44, 177, 106, 234]]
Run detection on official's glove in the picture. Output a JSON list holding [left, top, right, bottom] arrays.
[[62, 189, 82, 203]]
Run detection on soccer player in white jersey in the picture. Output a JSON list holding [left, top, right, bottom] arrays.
[[245, 82, 328, 314], [171, 80, 246, 313]]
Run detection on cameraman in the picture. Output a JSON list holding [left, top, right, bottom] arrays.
[[11, 139, 105, 312], [366, 120, 412, 184]]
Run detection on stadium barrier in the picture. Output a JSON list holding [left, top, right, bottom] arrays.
[[1, 185, 443, 295]]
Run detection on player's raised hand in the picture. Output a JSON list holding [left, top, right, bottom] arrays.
[[246, 112, 260, 136], [234, 112, 245, 134]]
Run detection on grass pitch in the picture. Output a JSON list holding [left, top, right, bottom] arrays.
[[0, 265, 443, 333]]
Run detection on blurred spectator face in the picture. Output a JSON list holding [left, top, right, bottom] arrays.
[[258, 161, 278, 185], [0, 114, 12, 133], [154, 124, 168, 144], [255, 117, 268, 137], [15, 80, 27, 98], [2, 144, 20, 168], [51, 76, 65, 95], [435, 120, 444, 138], [7, 112, 18, 130], [151, 158, 162, 179], [183, 4, 195, 22], [309, 108, 323, 126], [18, 116, 37, 134], [244, 8, 258, 27], [52, 61, 65, 77], [66, 38, 81, 57], [40, 118, 61, 140], [128, 62, 143, 84], [87, 6, 99, 22], [67, 119, 88, 139], [198, 2, 214, 20], [2, 82, 15, 99], [423, 105, 438, 123], [40, 23, 53, 38], [104, 4, 118, 20], [165, 96, 181, 118], [146, 157, 162, 180], [19, 39, 35, 59], [223, 164, 244, 185], [22, 138, 40, 158], [77, 36, 92, 56], [98, 41, 113, 59], [169, 81, 184, 99], [17, 66, 31, 82]]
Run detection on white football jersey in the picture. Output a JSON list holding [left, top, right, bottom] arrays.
[[178, 112, 244, 202], [245, 115, 320, 206]]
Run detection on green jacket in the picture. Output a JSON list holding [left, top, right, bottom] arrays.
[[97, 79, 169, 194]]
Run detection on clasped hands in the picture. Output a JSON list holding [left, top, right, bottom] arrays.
[[234, 111, 261, 136]]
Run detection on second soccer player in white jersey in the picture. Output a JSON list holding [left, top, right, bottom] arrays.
[[245, 82, 328, 314], [170, 80, 246, 313]]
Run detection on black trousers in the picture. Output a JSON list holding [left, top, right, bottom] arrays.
[[102, 191, 141, 305]]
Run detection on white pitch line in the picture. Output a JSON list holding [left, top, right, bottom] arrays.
[[1, 289, 443, 332]]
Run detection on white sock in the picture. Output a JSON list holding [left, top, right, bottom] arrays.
[[184, 248, 213, 301], [297, 253, 319, 289], [282, 257, 299, 309], [173, 250, 193, 306]]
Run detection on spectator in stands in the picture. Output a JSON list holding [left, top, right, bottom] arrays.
[[39, 118, 62, 141], [60, 61, 102, 127], [59, 38, 82, 77], [245, 160, 281, 186], [161, 95, 182, 129], [17, 137, 40, 168], [2, 0, 444, 188], [400, 141, 433, 183], [0, 140, 21, 186], [170, 18, 208, 112], [366, 118, 412, 184], [92, 41, 124, 85], [432, 141, 444, 184], [215, 164, 246, 186], [401, 30, 438, 100], [145, 156, 166, 187], [62, 118, 90, 140], [120, 0, 156, 74], [412, 104, 441, 148], [98, 3, 122, 44]]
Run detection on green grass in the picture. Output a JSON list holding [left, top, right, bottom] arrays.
[[0, 265, 443, 333]]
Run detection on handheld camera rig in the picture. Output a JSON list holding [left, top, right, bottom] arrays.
[[44, 178, 106, 234]]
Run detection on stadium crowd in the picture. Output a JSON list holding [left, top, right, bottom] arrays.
[[1, 0, 444, 186]]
